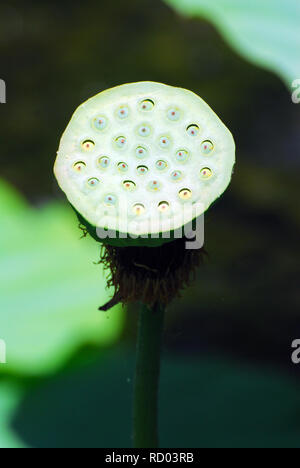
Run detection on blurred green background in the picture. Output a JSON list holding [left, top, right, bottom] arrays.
[[0, 0, 300, 448]]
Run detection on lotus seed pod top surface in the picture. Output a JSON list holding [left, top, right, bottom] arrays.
[[54, 82, 235, 237]]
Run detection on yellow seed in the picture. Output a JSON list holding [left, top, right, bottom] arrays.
[[73, 161, 86, 172], [123, 180, 136, 191], [179, 188, 192, 200], [81, 140, 95, 151], [158, 202, 170, 213], [133, 204, 145, 215], [200, 167, 213, 179]]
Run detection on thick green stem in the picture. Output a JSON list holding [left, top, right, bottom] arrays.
[[133, 302, 165, 448]]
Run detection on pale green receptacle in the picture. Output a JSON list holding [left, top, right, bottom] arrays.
[[54, 81, 235, 247]]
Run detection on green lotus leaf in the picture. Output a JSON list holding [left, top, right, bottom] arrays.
[[0, 179, 124, 376], [165, 0, 300, 87]]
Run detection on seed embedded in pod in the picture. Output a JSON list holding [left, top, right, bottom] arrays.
[[140, 99, 154, 111], [176, 150, 189, 163], [81, 139, 95, 151], [148, 180, 161, 191], [158, 201, 170, 213], [155, 160, 168, 171], [186, 124, 200, 137], [73, 161, 86, 172], [98, 156, 110, 168], [179, 188, 192, 200], [201, 140, 214, 154], [104, 194, 117, 206], [118, 162, 128, 172], [200, 167, 213, 179], [171, 170, 182, 181], [123, 180, 136, 191], [87, 177, 100, 188], [115, 136, 127, 148], [138, 125, 151, 137], [117, 106, 129, 119], [93, 116, 107, 131], [159, 136, 171, 148], [132, 203, 145, 216], [137, 165, 148, 175], [136, 146, 148, 159], [167, 108, 181, 121]]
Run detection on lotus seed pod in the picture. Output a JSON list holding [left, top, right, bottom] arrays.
[[54, 82, 235, 247]]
